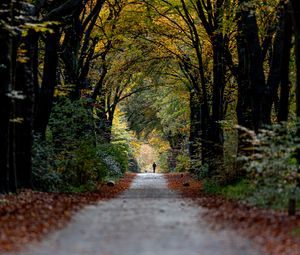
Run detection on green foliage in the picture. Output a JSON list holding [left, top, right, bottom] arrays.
[[97, 143, 129, 176], [203, 177, 300, 210], [292, 227, 300, 236], [158, 151, 170, 173], [48, 98, 95, 149], [124, 83, 190, 173], [59, 141, 106, 192], [202, 178, 223, 195], [203, 178, 253, 200], [195, 163, 210, 179], [202, 124, 300, 210], [246, 187, 300, 209], [32, 136, 61, 192], [241, 124, 300, 208], [174, 154, 190, 172], [33, 99, 129, 192], [219, 180, 255, 201]]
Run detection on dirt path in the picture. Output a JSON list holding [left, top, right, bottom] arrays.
[[7, 174, 262, 255]]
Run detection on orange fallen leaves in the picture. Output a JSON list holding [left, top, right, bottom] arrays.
[[0, 173, 136, 253], [165, 173, 300, 255]]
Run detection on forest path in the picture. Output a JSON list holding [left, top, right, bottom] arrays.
[[9, 173, 262, 255]]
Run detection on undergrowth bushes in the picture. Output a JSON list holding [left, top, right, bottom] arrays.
[[202, 123, 300, 210], [241, 124, 300, 209], [97, 143, 128, 177], [174, 154, 190, 172], [32, 99, 128, 192]]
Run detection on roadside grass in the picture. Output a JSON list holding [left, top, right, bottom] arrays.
[[203, 179, 254, 200], [219, 180, 255, 201], [291, 227, 300, 236], [203, 179, 300, 210]]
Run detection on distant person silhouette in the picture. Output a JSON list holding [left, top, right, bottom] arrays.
[[152, 162, 157, 173]]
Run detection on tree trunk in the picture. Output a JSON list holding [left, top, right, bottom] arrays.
[[265, 1, 292, 123], [278, 4, 293, 122], [207, 34, 226, 175], [14, 30, 37, 189], [95, 97, 110, 143], [61, 20, 81, 88], [237, 0, 266, 132], [189, 90, 202, 172], [34, 30, 60, 138], [0, 0, 14, 193], [235, 0, 266, 176], [289, 0, 300, 187], [290, 0, 300, 120]]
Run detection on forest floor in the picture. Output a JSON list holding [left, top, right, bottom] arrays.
[[0, 173, 136, 253], [1, 173, 299, 255], [166, 173, 300, 255], [3, 173, 262, 255]]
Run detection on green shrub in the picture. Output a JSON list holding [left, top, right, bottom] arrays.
[[158, 151, 170, 173], [174, 154, 190, 172], [97, 143, 129, 176], [33, 99, 98, 192], [32, 136, 62, 192], [221, 180, 255, 201], [48, 98, 95, 151], [246, 186, 300, 209], [203, 178, 223, 195], [32, 99, 130, 192], [59, 141, 108, 191], [292, 227, 300, 236], [195, 163, 209, 179], [241, 123, 300, 208]]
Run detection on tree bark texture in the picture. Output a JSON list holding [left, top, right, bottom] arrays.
[[0, 0, 15, 193], [265, 1, 292, 123], [34, 31, 60, 138], [278, 3, 292, 122], [235, 0, 267, 175], [237, 0, 266, 132], [14, 30, 37, 189], [289, 0, 300, 186], [189, 91, 202, 172]]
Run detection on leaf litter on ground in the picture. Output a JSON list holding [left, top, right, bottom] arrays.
[[165, 173, 300, 255], [0, 173, 136, 253]]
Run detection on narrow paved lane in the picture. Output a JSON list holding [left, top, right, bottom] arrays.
[[9, 174, 262, 255]]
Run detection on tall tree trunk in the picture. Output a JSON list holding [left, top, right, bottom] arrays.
[[34, 30, 60, 138], [201, 102, 210, 170], [106, 115, 114, 143], [237, 0, 266, 132], [189, 90, 202, 173], [207, 34, 226, 175], [92, 58, 109, 142], [290, 0, 300, 187], [14, 30, 37, 189], [0, 0, 15, 193], [235, 0, 266, 175], [61, 19, 81, 89], [290, 0, 300, 121], [265, 1, 292, 123], [278, 4, 293, 122], [95, 90, 109, 142]]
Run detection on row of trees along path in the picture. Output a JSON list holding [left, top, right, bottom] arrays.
[[0, 2, 300, 254]]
